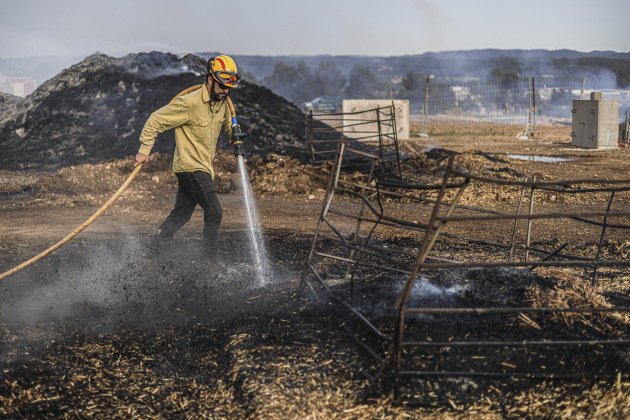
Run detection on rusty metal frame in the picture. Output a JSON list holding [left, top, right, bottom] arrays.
[[305, 104, 401, 178], [300, 135, 630, 394]]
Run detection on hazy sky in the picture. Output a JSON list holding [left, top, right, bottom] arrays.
[[1, 0, 628, 58]]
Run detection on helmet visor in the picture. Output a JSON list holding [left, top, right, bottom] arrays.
[[213, 70, 240, 87]]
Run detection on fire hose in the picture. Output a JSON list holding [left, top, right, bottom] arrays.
[[0, 164, 144, 282]]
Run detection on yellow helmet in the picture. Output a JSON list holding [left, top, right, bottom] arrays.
[[208, 55, 240, 88]]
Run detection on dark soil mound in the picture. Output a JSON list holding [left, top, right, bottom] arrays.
[[0, 52, 307, 170], [0, 92, 22, 122]]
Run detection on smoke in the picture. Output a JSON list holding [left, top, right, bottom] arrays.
[[580, 68, 618, 90], [0, 234, 145, 331], [117, 51, 203, 78], [407, 277, 467, 306], [341, 266, 543, 320], [100, 41, 187, 59], [349, 274, 467, 318], [0, 225, 290, 341]]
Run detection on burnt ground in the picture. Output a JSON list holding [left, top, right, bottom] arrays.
[[1, 128, 630, 417]]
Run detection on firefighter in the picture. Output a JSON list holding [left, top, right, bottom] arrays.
[[135, 55, 241, 256]]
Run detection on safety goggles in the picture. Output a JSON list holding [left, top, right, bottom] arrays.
[[213, 70, 240, 87]]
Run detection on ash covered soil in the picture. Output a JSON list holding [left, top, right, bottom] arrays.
[[1, 138, 630, 417]]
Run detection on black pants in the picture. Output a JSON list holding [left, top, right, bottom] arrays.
[[158, 171, 222, 250]]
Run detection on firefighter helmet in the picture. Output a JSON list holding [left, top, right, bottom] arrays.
[[207, 55, 240, 88]]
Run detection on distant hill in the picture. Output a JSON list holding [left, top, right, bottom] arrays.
[[3, 49, 629, 89], [193, 49, 630, 108], [214, 49, 630, 85], [188, 49, 629, 110]]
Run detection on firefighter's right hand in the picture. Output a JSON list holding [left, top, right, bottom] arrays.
[[135, 152, 149, 167]]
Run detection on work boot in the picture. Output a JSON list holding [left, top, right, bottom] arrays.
[[142, 232, 172, 258]]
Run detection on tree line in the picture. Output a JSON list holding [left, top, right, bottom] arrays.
[[254, 57, 630, 110], [259, 60, 400, 106]]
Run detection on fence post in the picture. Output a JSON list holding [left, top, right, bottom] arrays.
[[532, 77, 536, 137], [525, 176, 536, 262], [592, 191, 616, 283], [421, 76, 432, 134], [526, 77, 536, 139], [625, 110, 629, 144], [306, 109, 314, 161]]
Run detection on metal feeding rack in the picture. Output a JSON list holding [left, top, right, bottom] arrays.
[[300, 127, 630, 397]]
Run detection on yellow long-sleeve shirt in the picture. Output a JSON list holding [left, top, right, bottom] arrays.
[[138, 84, 232, 180]]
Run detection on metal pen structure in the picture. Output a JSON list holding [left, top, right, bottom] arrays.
[[300, 108, 630, 397]]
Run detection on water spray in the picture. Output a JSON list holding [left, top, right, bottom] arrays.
[[178, 86, 272, 284], [229, 115, 271, 286]]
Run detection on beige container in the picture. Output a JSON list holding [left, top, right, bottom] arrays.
[[571, 92, 619, 149]]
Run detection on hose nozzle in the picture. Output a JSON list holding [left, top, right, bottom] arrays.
[[232, 116, 247, 157], [231, 117, 246, 157], [233, 141, 244, 157]]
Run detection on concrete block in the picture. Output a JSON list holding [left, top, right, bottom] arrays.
[[571, 93, 618, 149], [342, 99, 410, 141]]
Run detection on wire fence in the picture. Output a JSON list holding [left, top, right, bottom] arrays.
[[416, 77, 630, 139], [419, 77, 534, 136]]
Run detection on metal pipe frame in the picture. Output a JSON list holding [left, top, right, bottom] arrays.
[[301, 134, 630, 394], [305, 105, 400, 172]]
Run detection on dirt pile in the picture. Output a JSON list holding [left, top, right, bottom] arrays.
[[0, 52, 307, 170], [0, 92, 21, 122]]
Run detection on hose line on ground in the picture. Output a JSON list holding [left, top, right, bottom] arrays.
[[0, 164, 144, 282]]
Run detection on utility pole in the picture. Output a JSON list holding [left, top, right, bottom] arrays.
[[532, 77, 536, 137]]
